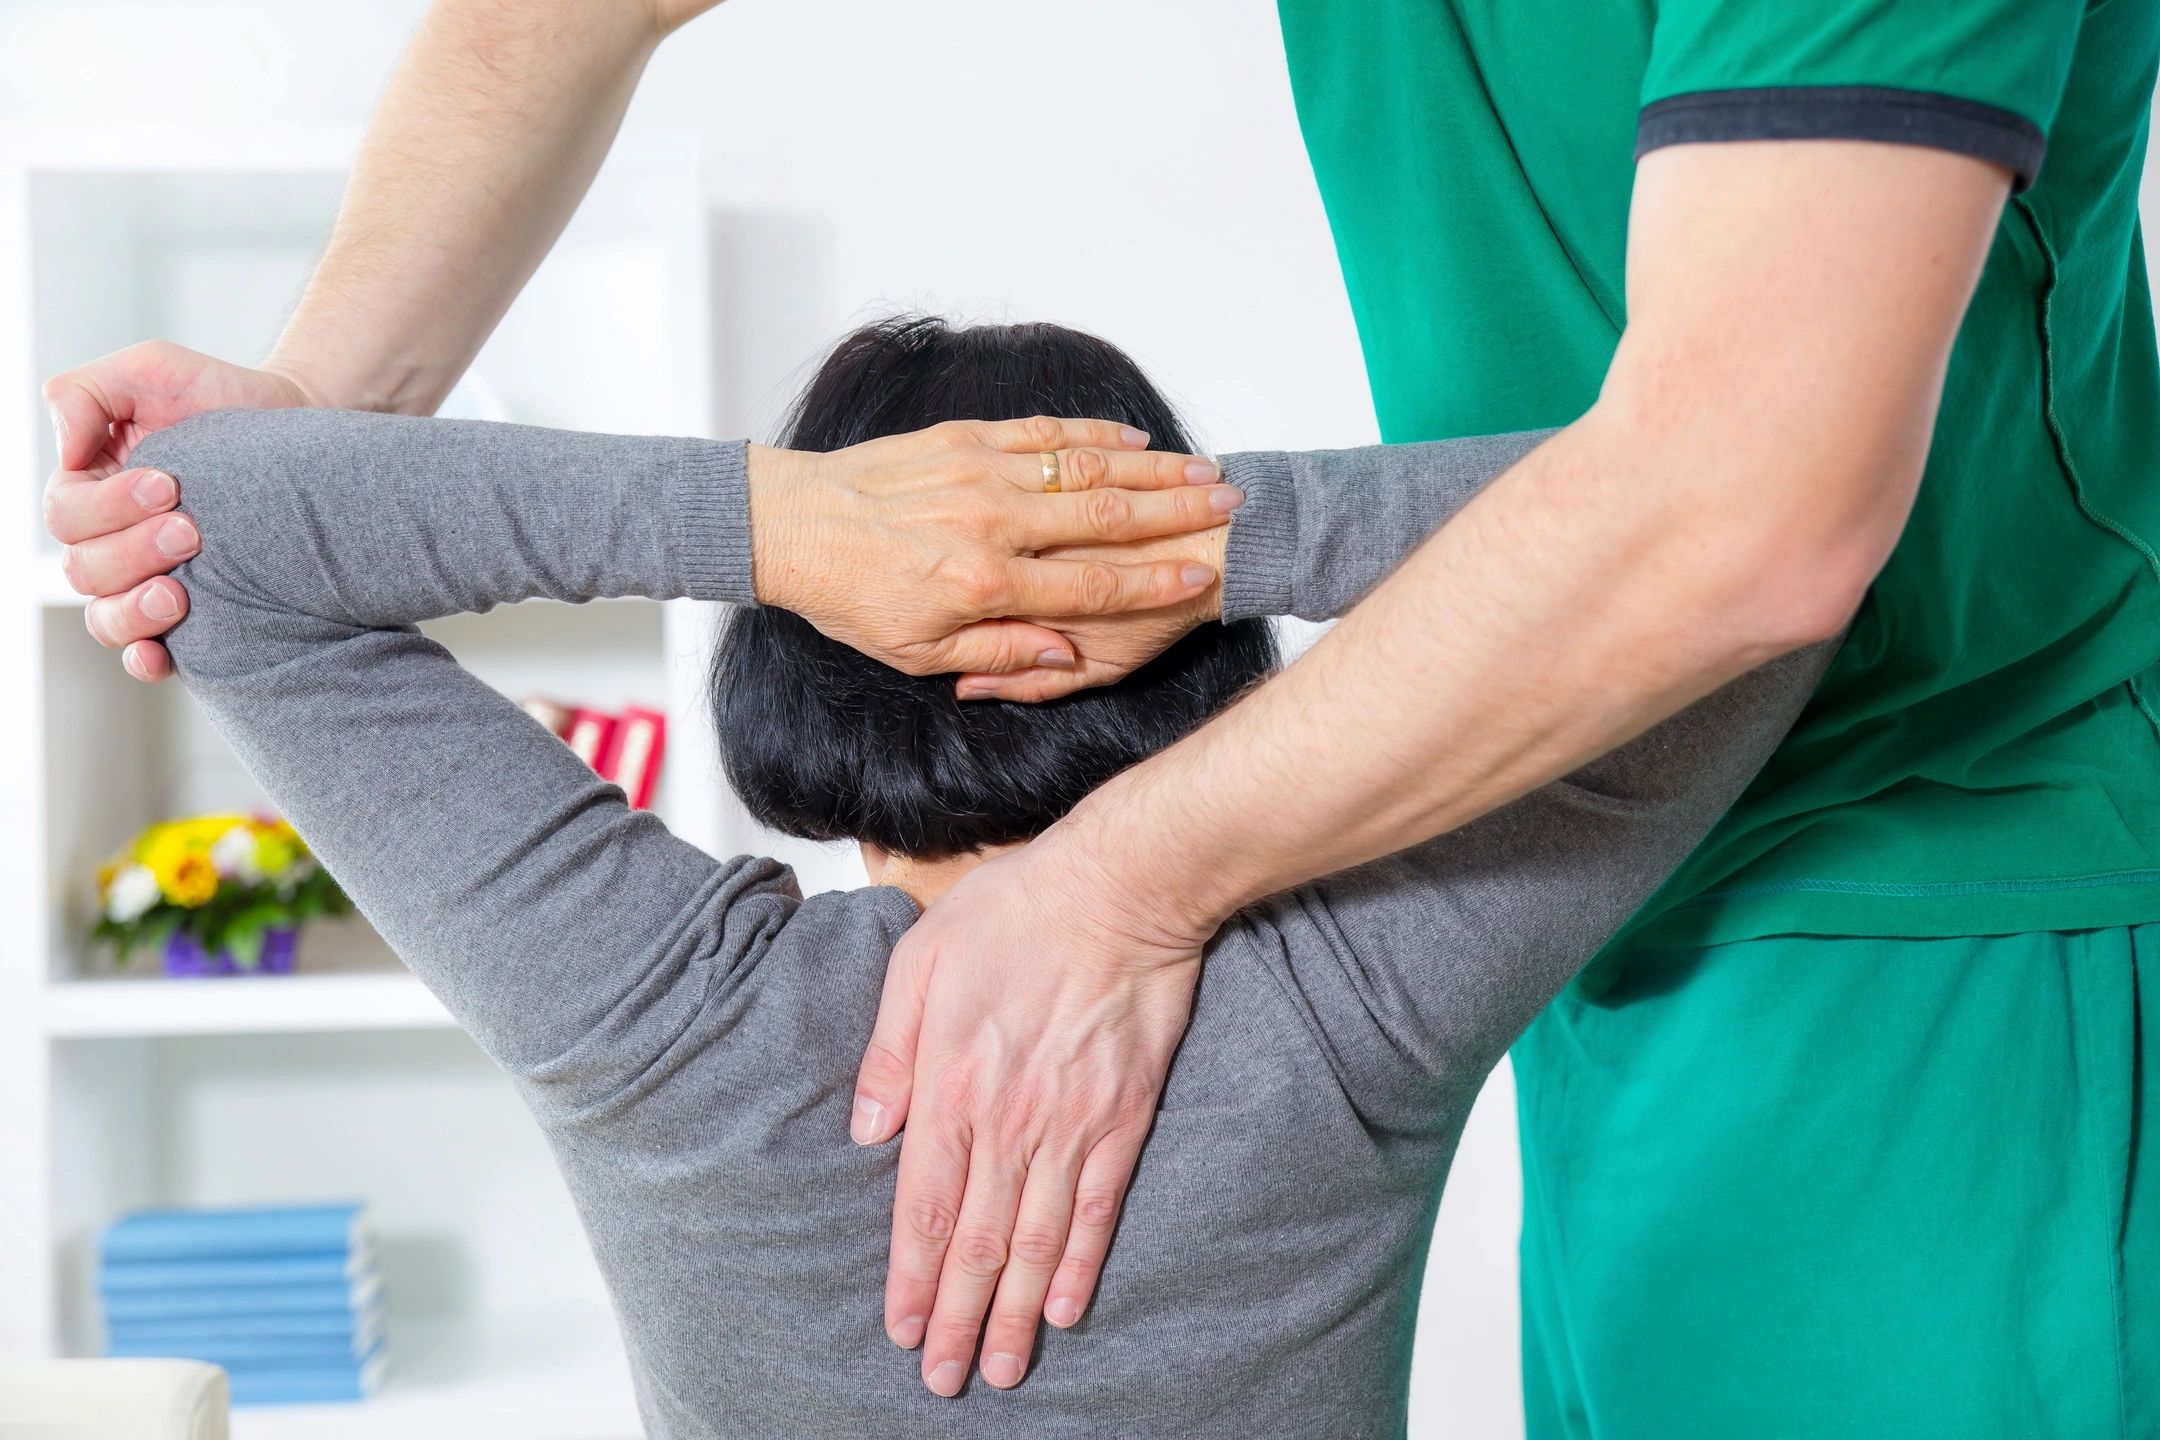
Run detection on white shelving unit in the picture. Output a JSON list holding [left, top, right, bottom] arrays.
[[42, 972, 453, 1041], [0, 129, 779, 1438]]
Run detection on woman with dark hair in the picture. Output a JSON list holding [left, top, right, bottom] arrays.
[[137, 317, 1826, 1437], [715, 318, 1280, 863]]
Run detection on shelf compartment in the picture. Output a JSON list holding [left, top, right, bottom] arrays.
[[44, 971, 450, 1039], [226, 1311, 638, 1440]]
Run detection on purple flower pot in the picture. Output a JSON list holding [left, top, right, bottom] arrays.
[[163, 927, 299, 978]]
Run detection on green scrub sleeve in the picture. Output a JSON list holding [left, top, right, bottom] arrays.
[[1637, 0, 2087, 191]]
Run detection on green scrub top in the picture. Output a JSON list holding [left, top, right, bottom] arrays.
[[1275, 0, 2160, 948]]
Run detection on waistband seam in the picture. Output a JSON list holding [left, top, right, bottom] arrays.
[[1672, 865, 2160, 909]]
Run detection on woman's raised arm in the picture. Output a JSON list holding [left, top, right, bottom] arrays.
[[138, 409, 782, 1104]]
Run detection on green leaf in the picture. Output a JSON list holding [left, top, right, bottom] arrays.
[[117, 909, 184, 968], [224, 921, 266, 972], [219, 899, 288, 971]]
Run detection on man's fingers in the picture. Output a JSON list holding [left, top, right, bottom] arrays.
[[1007, 485, 1241, 551], [854, 932, 937, 1147], [976, 1154, 1081, 1389], [85, 578, 190, 651], [1042, 1125, 1147, 1331], [918, 1141, 1027, 1398], [883, 1114, 971, 1354], [1000, 556, 1217, 618], [43, 373, 123, 472], [921, 620, 1079, 677], [121, 641, 175, 684], [58, 513, 200, 598], [43, 466, 180, 545]]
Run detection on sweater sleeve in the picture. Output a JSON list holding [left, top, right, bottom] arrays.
[[1216, 431, 1555, 622], [136, 408, 787, 1109]]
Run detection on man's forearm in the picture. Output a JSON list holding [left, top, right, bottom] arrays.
[[267, 0, 676, 413], [1059, 408, 1857, 929], [1055, 141, 2010, 932]]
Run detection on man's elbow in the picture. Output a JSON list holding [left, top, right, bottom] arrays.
[[1631, 429, 1921, 668], [1704, 484, 1910, 663], [1587, 341, 1939, 667], [1732, 540, 1877, 655]]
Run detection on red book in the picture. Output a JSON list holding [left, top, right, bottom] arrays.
[[601, 707, 667, 810], [563, 709, 620, 778]]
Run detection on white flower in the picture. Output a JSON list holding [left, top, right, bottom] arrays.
[[211, 824, 264, 885], [105, 865, 161, 923]]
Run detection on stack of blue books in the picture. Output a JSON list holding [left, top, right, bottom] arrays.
[[99, 1202, 386, 1406]]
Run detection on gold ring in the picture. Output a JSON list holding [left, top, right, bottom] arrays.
[[1040, 451, 1061, 494]]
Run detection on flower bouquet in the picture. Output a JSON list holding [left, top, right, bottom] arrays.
[[94, 814, 353, 977]]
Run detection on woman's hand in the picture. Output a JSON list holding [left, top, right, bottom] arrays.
[[42, 340, 324, 680], [747, 417, 1240, 677], [953, 524, 1229, 703], [852, 828, 1217, 1396]]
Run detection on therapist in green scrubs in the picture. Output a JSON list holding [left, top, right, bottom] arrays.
[[1274, 2, 2160, 1435], [42, 0, 2159, 1433]]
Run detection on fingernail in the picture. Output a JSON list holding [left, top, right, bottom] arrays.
[[1035, 647, 1074, 668], [47, 403, 66, 448], [927, 1361, 967, 1397], [1184, 458, 1221, 484], [155, 516, 199, 560], [889, 1313, 925, 1347], [1180, 563, 1214, 588], [121, 646, 146, 682], [1209, 486, 1245, 514], [850, 1095, 885, 1144], [956, 681, 998, 702], [132, 470, 176, 510], [1046, 1296, 1081, 1327], [1119, 426, 1149, 448], [141, 584, 179, 621], [981, 1352, 1024, 1388]]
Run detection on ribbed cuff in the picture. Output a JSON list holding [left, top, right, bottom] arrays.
[[1218, 450, 1298, 622], [669, 438, 757, 605]]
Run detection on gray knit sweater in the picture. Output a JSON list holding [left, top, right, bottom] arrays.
[[139, 411, 1827, 1439]]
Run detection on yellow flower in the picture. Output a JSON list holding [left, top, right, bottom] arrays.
[[137, 828, 191, 874], [253, 819, 305, 879], [155, 851, 219, 908], [96, 861, 118, 901], [118, 813, 306, 907], [135, 815, 244, 860]]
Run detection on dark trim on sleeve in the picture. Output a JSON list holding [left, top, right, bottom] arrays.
[[1637, 86, 2045, 192]]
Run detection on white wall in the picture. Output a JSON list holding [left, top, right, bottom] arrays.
[[0, 1, 1523, 1434]]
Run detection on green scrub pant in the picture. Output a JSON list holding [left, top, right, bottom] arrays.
[[1514, 923, 2158, 1439]]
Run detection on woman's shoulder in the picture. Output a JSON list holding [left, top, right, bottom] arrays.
[[724, 881, 918, 1019]]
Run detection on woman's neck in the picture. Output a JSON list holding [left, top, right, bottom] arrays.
[[861, 843, 1021, 907]]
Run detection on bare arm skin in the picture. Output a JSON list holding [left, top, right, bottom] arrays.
[[263, 0, 685, 415], [43, 0, 694, 677], [857, 140, 2013, 1394], [40, 0, 1234, 683]]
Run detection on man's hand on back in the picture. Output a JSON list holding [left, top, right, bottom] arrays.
[[852, 835, 1214, 1395], [42, 340, 321, 680]]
